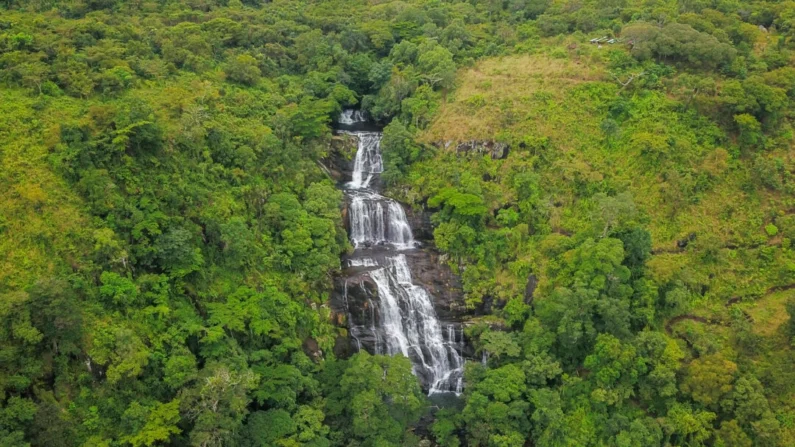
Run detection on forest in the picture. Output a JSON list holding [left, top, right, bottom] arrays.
[[0, 0, 794, 446]]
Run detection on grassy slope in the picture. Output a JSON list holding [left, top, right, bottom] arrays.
[[420, 48, 793, 303], [0, 91, 94, 290]]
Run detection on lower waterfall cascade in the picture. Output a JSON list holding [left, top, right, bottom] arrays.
[[336, 111, 464, 395]]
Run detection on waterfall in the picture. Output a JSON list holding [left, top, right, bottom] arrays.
[[339, 109, 368, 125], [348, 191, 414, 250], [338, 110, 464, 395], [347, 131, 382, 189]]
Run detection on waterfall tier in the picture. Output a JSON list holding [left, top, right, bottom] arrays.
[[348, 191, 414, 250]]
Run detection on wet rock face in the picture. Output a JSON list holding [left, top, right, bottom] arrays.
[[403, 249, 466, 322], [328, 119, 475, 387], [325, 134, 359, 183], [330, 249, 469, 358], [330, 268, 381, 355], [403, 206, 434, 242]]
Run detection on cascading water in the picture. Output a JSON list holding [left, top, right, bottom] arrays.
[[337, 111, 464, 395], [348, 191, 414, 250], [339, 109, 368, 126]]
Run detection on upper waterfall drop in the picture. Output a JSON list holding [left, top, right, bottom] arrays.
[[335, 109, 464, 395], [347, 132, 382, 189], [339, 109, 368, 125]]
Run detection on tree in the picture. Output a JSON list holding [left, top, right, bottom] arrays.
[[591, 192, 637, 238], [584, 334, 642, 406], [622, 22, 736, 68], [680, 354, 737, 407], [479, 331, 521, 361], [461, 364, 530, 446], [225, 54, 261, 86], [322, 353, 425, 445], [734, 113, 762, 149], [614, 418, 664, 447], [714, 420, 752, 447], [634, 331, 683, 407], [380, 120, 424, 184], [180, 366, 259, 447], [428, 187, 489, 225], [662, 403, 716, 446], [416, 42, 456, 90], [122, 400, 182, 447]]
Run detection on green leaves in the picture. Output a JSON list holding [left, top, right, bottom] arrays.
[[323, 352, 426, 445], [121, 400, 181, 447], [380, 120, 425, 184], [179, 365, 259, 447], [680, 354, 738, 407], [479, 331, 521, 361], [99, 272, 138, 307], [429, 187, 489, 220], [584, 334, 642, 406], [416, 42, 456, 90], [461, 368, 531, 446]]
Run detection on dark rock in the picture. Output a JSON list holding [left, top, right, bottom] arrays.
[[302, 337, 322, 362], [333, 334, 355, 359], [341, 201, 349, 233], [325, 133, 359, 182], [330, 270, 387, 355], [473, 294, 493, 316], [403, 249, 466, 322], [677, 232, 696, 249], [328, 128, 479, 378], [524, 274, 538, 305], [330, 247, 472, 367], [440, 140, 510, 160], [331, 271, 379, 327], [403, 206, 434, 242]]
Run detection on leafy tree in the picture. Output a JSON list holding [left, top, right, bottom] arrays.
[[323, 352, 425, 445], [121, 400, 182, 447], [715, 420, 753, 447], [225, 54, 261, 86], [180, 366, 259, 447], [680, 354, 737, 407], [584, 334, 642, 406], [416, 42, 456, 90], [380, 120, 425, 184], [479, 330, 521, 362], [662, 403, 717, 446]]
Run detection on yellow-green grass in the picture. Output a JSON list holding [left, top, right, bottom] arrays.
[[422, 53, 606, 147], [747, 289, 795, 337], [0, 91, 93, 290], [421, 52, 793, 305]]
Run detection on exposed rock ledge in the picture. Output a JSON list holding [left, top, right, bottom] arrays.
[[435, 140, 510, 160]]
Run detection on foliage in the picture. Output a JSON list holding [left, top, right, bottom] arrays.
[[1, 0, 794, 446]]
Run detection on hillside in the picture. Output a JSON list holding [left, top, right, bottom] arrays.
[[412, 50, 795, 301], [389, 46, 795, 447], [1, 0, 795, 446]]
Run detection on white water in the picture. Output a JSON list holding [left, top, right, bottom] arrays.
[[339, 111, 464, 395], [339, 109, 367, 125], [347, 131, 382, 189], [348, 191, 414, 250]]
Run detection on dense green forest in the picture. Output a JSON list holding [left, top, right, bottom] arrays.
[[1, 0, 794, 446]]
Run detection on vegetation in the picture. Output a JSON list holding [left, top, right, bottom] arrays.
[[1, 0, 794, 446]]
